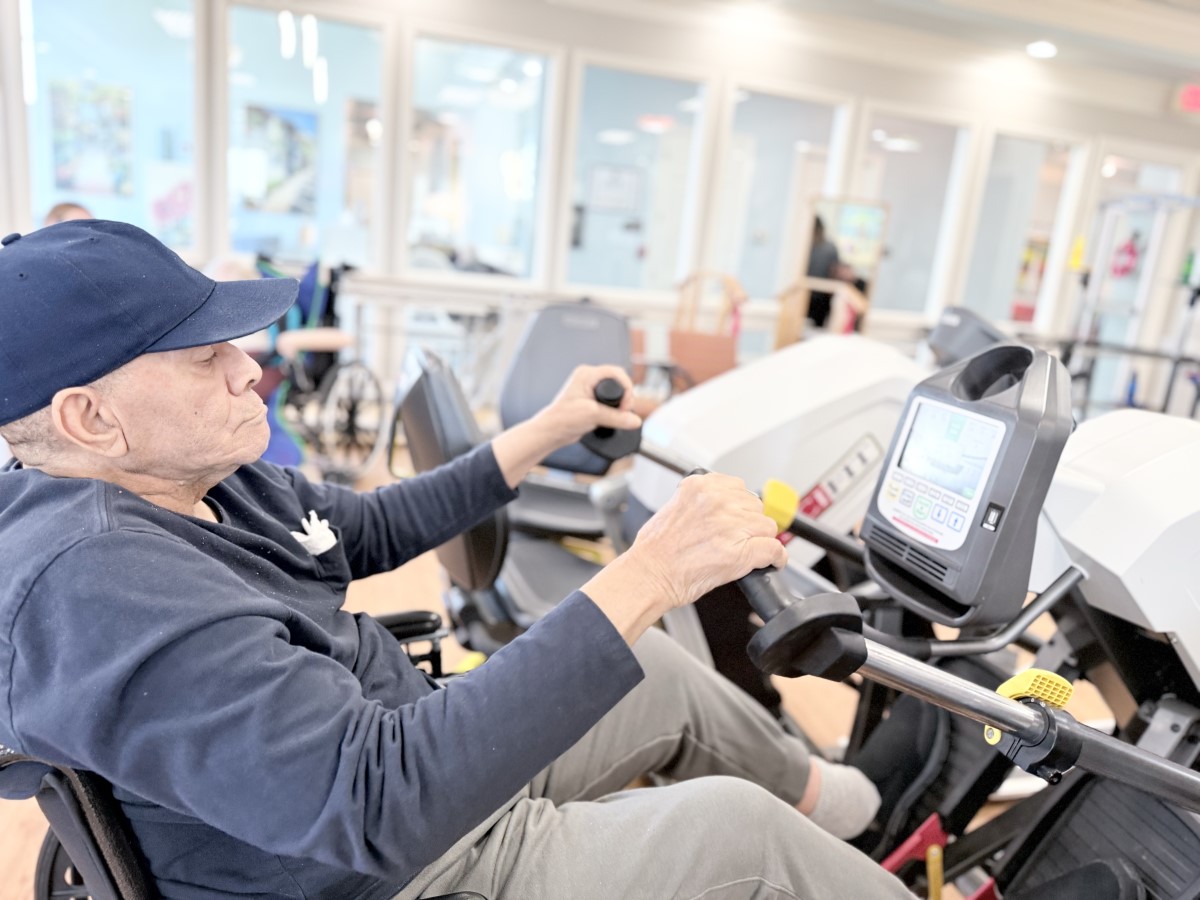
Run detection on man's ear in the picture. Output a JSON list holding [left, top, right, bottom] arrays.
[[50, 387, 128, 457]]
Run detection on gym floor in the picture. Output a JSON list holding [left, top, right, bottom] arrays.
[[0, 454, 1111, 899]]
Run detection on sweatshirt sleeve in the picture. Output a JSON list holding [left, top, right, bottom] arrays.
[[283, 443, 517, 578], [8, 532, 642, 882]]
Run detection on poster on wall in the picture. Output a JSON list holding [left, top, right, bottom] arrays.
[[588, 165, 641, 212], [238, 105, 318, 215], [812, 197, 888, 279], [50, 80, 134, 196]]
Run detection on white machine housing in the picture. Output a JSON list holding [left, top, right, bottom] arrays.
[[630, 334, 927, 567], [1032, 409, 1200, 686]]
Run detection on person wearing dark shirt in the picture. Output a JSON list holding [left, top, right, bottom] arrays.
[[0, 221, 904, 899], [806, 216, 840, 328]]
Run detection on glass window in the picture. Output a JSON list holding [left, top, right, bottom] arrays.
[[407, 37, 549, 279], [1078, 154, 1184, 411], [963, 136, 1073, 324], [567, 65, 706, 290], [710, 90, 837, 299], [20, 0, 196, 245], [227, 7, 382, 266], [856, 112, 967, 313]]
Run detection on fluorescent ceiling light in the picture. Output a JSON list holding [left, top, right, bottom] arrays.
[[883, 136, 921, 153], [598, 129, 636, 146], [522, 59, 543, 78], [1026, 40, 1057, 59], [278, 11, 296, 60], [437, 85, 484, 107], [460, 65, 500, 83], [152, 9, 194, 40], [871, 128, 888, 142], [301, 14, 318, 69], [312, 56, 328, 104]]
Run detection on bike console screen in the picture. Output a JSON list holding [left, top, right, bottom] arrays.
[[876, 399, 1006, 551]]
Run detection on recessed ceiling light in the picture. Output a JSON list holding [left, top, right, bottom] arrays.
[[1026, 40, 1058, 59], [871, 129, 888, 142], [522, 59, 543, 78], [1101, 159, 1119, 178], [882, 136, 921, 153], [597, 129, 635, 146]]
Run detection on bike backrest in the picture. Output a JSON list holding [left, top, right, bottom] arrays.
[[394, 348, 508, 591], [499, 303, 632, 475]]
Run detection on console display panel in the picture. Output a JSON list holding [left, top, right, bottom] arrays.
[[898, 402, 1003, 500], [876, 399, 1006, 550]]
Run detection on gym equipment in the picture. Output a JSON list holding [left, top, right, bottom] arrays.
[[590, 352, 1200, 897], [391, 347, 602, 652], [496, 302, 632, 540], [860, 344, 1073, 627], [581, 373, 1200, 819]]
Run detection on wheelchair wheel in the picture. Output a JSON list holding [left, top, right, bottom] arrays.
[[35, 829, 90, 900], [311, 361, 386, 482]]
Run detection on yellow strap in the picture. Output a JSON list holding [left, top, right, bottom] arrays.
[[926, 844, 943, 900]]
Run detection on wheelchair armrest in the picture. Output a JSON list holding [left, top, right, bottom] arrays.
[[376, 610, 445, 642], [378, 611, 452, 679]]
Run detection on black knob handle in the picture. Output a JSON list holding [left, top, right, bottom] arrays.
[[593, 378, 625, 438]]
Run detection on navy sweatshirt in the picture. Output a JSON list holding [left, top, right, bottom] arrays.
[[0, 446, 644, 898]]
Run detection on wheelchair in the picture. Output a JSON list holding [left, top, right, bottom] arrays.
[[254, 259, 386, 484], [1, 610, 484, 900]]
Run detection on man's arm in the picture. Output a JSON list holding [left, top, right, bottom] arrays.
[[9, 533, 644, 884], [286, 365, 640, 579]]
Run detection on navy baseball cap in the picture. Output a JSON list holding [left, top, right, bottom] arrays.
[[0, 220, 299, 425]]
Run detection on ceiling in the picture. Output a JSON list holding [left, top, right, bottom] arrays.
[[765, 0, 1200, 82]]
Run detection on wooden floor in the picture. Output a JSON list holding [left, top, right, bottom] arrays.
[[0, 457, 1112, 899]]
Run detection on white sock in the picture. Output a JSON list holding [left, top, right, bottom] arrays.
[[805, 757, 881, 840]]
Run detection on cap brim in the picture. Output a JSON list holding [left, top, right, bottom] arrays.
[[146, 276, 300, 352]]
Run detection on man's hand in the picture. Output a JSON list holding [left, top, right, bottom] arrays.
[[583, 473, 789, 644], [531, 365, 642, 448], [491, 364, 641, 489]]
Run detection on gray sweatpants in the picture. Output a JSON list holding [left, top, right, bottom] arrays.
[[396, 627, 909, 900]]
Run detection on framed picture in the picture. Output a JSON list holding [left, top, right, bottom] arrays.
[[50, 80, 134, 196]]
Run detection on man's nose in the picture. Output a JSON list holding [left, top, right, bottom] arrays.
[[225, 344, 263, 394]]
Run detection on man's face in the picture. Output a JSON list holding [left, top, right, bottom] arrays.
[[108, 343, 269, 483]]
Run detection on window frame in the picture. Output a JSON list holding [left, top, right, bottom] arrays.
[[392, 19, 566, 290], [703, 75, 855, 300], [848, 98, 981, 325], [953, 121, 1093, 335], [553, 47, 722, 302], [215, 0, 398, 269]]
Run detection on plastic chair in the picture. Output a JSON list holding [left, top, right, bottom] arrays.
[[391, 347, 602, 653], [0, 611, 486, 900]]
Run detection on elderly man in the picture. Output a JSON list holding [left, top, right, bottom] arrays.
[[0, 221, 901, 900]]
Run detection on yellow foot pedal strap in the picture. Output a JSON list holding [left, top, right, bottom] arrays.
[[982, 669, 1081, 783], [984, 669, 1073, 745]]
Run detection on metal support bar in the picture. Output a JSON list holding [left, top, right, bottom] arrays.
[[927, 567, 1084, 658], [861, 640, 1045, 736], [858, 638, 1200, 815]]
